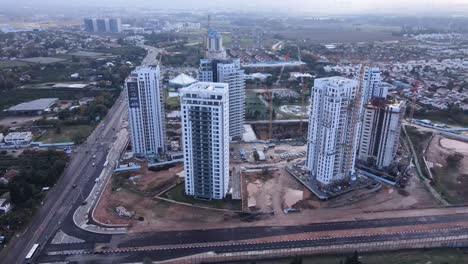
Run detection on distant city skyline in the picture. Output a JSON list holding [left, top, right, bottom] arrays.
[[3, 0, 468, 15]]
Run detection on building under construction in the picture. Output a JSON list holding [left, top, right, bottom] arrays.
[[305, 76, 366, 185]]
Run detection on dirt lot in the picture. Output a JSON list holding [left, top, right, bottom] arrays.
[[425, 135, 468, 204], [95, 140, 444, 233], [242, 168, 319, 215], [0, 116, 42, 127], [94, 163, 184, 227]]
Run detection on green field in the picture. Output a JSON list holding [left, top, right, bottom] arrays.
[[232, 248, 468, 264], [165, 96, 180, 111], [0, 60, 30, 68], [162, 183, 242, 211], [36, 125, 93, 143]]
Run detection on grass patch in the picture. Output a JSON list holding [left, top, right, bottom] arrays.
[[165, 96, 180, 111], [431, 152, 466, 204], [245, 92, 269, 120], [162, 183, 242, 211], [0, 60, 30, 68], [36, 125, 94, 143], [404, 126, 433, 179]]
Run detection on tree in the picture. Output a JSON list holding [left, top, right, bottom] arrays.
[[253, 151, 259, 161], [54, 123, 62, 134], [143, 257, 152, 264], [72, 133, 86, 144], [9, 181, 36, 205], [344, 251, 362, 264]]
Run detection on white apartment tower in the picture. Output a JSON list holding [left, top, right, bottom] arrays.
[[180, 82, 230, 199], [362, 66, 387, 103], [199, 59, 245, 139], [206, 29, 227, 60], [358, 100, 405, 169], [306, 77, 366, 185], [126, 66, 166, 157]]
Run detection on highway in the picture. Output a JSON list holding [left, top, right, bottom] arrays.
[[1, 90, 128, 264], [38, 223, 468, 263]]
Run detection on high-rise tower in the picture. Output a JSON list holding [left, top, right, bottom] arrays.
[[180, 82, 230, 199], [125, 66, 166, 158], [306, 77, 366, 185], [199, 29, 245, 139]]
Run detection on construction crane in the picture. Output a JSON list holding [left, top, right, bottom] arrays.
[[275, 52, 289, 86], [264, 85, 274, 139], [297, 45, 307, 134], [343, 65, 366, 179], [408, 80, 420, 123]]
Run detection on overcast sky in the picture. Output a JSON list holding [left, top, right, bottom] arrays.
[[4, 0, 468, 15]]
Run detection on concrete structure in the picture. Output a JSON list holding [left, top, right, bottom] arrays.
[[363, 66, 387, 103], [4, 132, 33, 145], [306, 77, 365, 185], [206, 29, 227, 60], [358, 99, 405, 169], [180, 82, 230, 199], [125, 66, 166, 158], [4, 98, 58, 115], [199, 58, 245, 139]]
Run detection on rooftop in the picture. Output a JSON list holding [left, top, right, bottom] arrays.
[[169, 73, 197, 87], [181, 82, 227, 93], [5, 98, 58, 112]]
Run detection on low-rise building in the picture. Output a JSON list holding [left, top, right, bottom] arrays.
[[4, 132, 33, 145], [4, 98, 58, 115]]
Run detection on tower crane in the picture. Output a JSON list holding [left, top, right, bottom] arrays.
[[408, 80, 420, 123]]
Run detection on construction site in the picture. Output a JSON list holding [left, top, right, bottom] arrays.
[[89, 62, 463, 233]]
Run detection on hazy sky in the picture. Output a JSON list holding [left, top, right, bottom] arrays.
[[4, 0, 468, 15]]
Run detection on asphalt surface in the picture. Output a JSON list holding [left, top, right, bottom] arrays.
[[38, 226, 468, 263], [1, 90, 128, 264]]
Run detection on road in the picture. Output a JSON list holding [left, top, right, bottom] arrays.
[[2, 90, 128, 264], [36, 211, 468, 263]]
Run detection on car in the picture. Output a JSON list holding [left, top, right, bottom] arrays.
[[81, 200, 88, 206], [72, 184, 77, 188], [92, 163, 96, 167], [92, 154, 97, 159]]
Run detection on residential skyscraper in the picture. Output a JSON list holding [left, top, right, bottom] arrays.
[[362, 66, 387, 103], [306, 77, 366, 185], [199, 58, 245, 139], [180, 82, 230, 199], [253, 28, 264, 50], [125, 66, 166, 158], [84, 18, 121, 33], [231, 27, 241, 50], [358, 99, 405, 169], [206, 29, 227, 60], [96, 18, 108, 33], [83, 18, 96, 33], [109, 18, 122, 33]]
